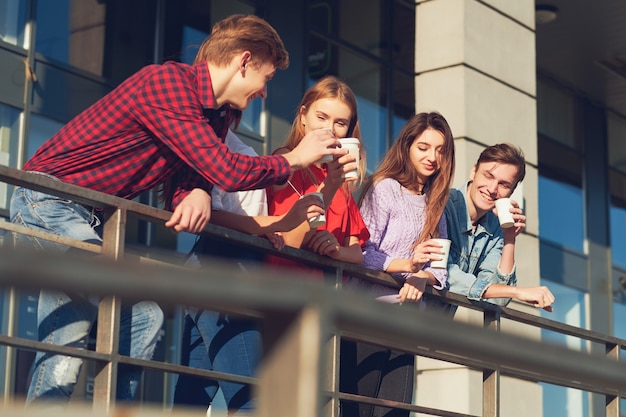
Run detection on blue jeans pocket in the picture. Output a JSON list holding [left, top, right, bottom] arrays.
[[10, 187, 102, 252]]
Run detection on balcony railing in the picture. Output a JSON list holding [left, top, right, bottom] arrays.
[[0, 165, 625, 417]]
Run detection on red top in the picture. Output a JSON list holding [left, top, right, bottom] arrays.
[[24, 61, 291, 209], [266, 163, 370, 275]]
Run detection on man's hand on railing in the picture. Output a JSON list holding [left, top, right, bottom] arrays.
[[165, 188, 212, 233], [515, 285, 555, 312]]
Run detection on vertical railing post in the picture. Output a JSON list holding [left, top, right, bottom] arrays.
[[258, 304, 328, 417], [322, 265, 344, 417], [321, 326, 340, 417], [483, 309, 501, 417], [92, 207, 126, 412], [605, 342, 621, 417], [1, 288, 17, 405]]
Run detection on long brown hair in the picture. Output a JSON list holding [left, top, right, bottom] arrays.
[[283, 76, 366, 187], [361, 112, 455, 245]]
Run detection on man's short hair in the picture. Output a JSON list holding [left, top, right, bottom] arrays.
[[194, 14, 289, 70]]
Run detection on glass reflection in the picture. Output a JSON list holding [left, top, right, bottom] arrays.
[[538, 175, 584, 252], [542, 281, 589, 417], [0, 0, 28, 48]]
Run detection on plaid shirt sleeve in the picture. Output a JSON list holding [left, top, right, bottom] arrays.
[[131, 63, 291, 201]]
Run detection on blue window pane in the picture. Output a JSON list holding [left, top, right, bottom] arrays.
[[538, 175, 584, 252], [0, 103, 20, 212], [0, 0, 28, 48], [540, 383, 589, 417], [540, 280, 589, 417], [35, 0, 71, 62], [357, 97, 387, 176], [540, 281, 586, 343], [180, 26, 207, 65], [613, 302, 626, 339], [28, 115, 64, 158], [610, 205, 626, 268]]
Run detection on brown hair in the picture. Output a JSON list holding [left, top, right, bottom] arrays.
[[361, 112, 455, 245], [193, 14, 289, 70], [476, 143, 526, 190], [283, 75, 366, 188]]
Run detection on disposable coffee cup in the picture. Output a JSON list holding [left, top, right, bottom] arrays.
[[429, 238, 451, 269], [495, 198, 515, 229], [338, 138, 360, 179], [305, 192, 326, 228]]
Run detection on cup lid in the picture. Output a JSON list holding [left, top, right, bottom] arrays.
[[338, 137, 360, 145]]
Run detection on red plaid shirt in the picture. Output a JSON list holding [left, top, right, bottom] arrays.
[[24, 61, 291, 209]]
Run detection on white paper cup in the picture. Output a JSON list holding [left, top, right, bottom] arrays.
[[429, 238, 451, 269], [338, 138, 360, 179], [305, 192, 326, 228], [495, 198, 514, 228]]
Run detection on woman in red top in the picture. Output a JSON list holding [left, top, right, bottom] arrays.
[[267, 76, 369, 271]]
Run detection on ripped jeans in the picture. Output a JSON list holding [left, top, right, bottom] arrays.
[[10, 185, 164, 405]]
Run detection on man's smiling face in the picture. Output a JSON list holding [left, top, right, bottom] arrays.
[[467, 161, 519, 219]]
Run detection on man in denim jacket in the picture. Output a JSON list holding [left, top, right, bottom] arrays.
[[445, 143, 554, 310]]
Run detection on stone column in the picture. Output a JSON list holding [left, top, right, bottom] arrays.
[[413, 1, 543, 416]]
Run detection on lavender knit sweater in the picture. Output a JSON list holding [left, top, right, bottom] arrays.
[[355, 177, 447, 300]]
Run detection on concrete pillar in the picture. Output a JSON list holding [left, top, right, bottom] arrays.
[[413, 1, 543, 415]]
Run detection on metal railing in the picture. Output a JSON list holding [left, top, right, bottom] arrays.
[[0, 165, 625, 417]]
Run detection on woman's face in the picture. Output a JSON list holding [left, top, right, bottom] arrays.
[[300, 97, 352, 138], [409, 128, 445, 184]]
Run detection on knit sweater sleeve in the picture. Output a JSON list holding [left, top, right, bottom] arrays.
[[361, 179, 413, 280]]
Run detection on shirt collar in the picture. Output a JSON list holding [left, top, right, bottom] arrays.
[[195, 62, 216, 110], [460, 181, 494, 236]]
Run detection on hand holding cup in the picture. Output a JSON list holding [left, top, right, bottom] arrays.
[[288, 128, 346, 169], [495, 198, 515, 228], [304, 192, 326, 229], [429, 238, 451, 269]]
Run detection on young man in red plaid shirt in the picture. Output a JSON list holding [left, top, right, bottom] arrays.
[[11, 14, 350, 407]]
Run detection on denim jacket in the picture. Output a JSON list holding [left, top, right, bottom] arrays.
[[444, 183, 516, 306]]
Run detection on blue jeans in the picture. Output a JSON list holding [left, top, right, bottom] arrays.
[[10, 186, 164, 405], [174, 309, 261, 412], [173, 238, 261, 413]]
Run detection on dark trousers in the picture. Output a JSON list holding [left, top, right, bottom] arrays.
[[340, 339, 414, 417]]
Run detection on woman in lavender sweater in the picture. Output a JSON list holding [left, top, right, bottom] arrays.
[[341, 112, 455, 417]]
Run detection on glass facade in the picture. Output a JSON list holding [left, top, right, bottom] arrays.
[[0, 104, 20, 211], [0, 0, 28, 48], [307, 0, 415, 172], [540, 281, 589, 417]]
